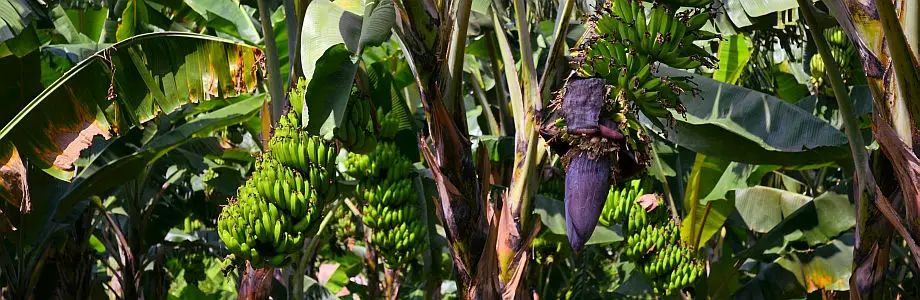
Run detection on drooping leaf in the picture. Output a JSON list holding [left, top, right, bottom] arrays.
[[0, 141, 29, 217], [300, 0, 362, 135], [183, 0, 262, 44], [49, 5, 93, 44], [654, 67, 850, 166], [734, 186, 812, 233], [712, 34, 750, 85], [0, 0, 43, 46], [358, 0, 394, 52], [116, 0, 149, 41], [0, 32, 262, 181], [51, 94, 264, 218], [64, 7, 107, 41]]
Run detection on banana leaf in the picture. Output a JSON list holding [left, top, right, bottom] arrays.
[[0, 32, 262, 182]]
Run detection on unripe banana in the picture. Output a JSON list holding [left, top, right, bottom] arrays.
[[336, 91, 377, 154], [219, 93, 341, 268], [351, 141, 427, 268]]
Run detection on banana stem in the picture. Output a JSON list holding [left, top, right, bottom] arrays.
[[383, 267, 401, 300], [257, 0, 286, 125], [290, 199, 342, 300], [442, 0, 474, 114], [651, 141, 679, 220], [800, 0, 920, 273], [798, 0, 873, 191]]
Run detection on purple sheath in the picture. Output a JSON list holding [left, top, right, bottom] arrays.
[[564, 151, 612, 254], [562, 77, 607, 135]]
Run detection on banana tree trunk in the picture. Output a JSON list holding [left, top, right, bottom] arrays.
[[819, 0, 920, 297], [393, 0, 489, 296], [239, 264, 274, 300]]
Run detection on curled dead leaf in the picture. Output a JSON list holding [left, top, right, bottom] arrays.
[[0, 143, 30, 214]]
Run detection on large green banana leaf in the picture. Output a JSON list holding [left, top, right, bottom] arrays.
[[0, 32, 263, 219], [653, 66, 850, 167], [1, 32, 262, 181]]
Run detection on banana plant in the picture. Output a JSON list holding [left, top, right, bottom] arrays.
[[802, 0, 920, 296], [0, 32, 264, 298]]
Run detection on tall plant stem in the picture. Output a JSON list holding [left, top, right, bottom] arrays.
[[257, 0, 286, 125], [290, 200, 341, 300], [442, 0, 474, 115], [798, 0, 870, 183]]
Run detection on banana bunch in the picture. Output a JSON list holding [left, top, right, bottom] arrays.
[[640, 243, 695, 278], [376, 108, 402, 140], [624, 221, 679, 259], [335, 93, 377, 154], [333, 206, 360, 242], [595, 178, 704, 294], [574, 0, 715, 121], [623, 211, 703, 294], [345, 142, 412, 181], [269, 120, 338, 177], [217, 107, 341, 268], [176, 242, 208, 284], [183, 216, 205, 232], [592, 0, 718, 70], [649, 258, 705, 295], [218, 184, 306, 267], [349, 141, 427, 268], [599, 179, 644, 226], [808, 26, 864, 95]]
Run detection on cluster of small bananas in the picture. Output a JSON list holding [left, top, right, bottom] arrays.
[[602, 179, 704, 295], [217, 109, 340, 268], [335, 89, 377, 154], [376, 108, 401, 139], [175, 242, 208, 284], [346, 142, 426, 268], [599, 179, 645, 225], [573, 0, 717, 120], [642, 244, 705, 293], [808, 27, 864, 95], [333, 206, 360, 242], [183, 216, 205, 232]]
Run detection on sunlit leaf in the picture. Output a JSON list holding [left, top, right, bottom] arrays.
[[734, 186, 811, 233], [712, 34, 750, 85], [300, 0, 362, 135], [775, 235, 853, 292], [116, 0, 149, 41], [183, 0, 262, 44]]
